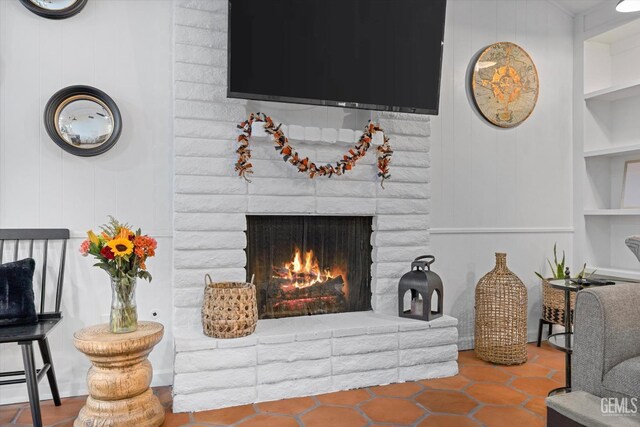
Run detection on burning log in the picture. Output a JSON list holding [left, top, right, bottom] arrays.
[[268, 275, 345, 300]]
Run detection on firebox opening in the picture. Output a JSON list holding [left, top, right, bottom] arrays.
[[246, 215, 373, 319]]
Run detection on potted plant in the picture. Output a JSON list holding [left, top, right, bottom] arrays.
[[80, 217, 157, 333]]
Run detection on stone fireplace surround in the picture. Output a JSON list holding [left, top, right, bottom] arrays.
[[172, 0, 458, 412]]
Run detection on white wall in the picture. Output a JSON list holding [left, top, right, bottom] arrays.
[[0, 0, 173, 404], [430, 0, 575, 348]]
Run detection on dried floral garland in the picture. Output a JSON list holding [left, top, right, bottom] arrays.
[[235, 112, 393, 187]]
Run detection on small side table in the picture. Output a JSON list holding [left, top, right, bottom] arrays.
[[547, 279, 582, 396], [73, 321, 165, 427]]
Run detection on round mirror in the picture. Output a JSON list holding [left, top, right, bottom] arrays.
[[45, 86, 122, 157], [20, 0, 87, 19]]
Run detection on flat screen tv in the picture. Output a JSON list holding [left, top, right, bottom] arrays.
[[228, 0, 447, 115]]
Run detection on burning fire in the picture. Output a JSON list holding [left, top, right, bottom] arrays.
[[273, 247, 336, 289]]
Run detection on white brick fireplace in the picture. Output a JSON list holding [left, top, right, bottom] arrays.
[[172, 0, 458, 412]]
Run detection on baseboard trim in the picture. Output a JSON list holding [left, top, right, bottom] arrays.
[[431, 227, 574, 235]]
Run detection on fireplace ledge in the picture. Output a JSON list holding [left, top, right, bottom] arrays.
[[173, 312, 459, 412]]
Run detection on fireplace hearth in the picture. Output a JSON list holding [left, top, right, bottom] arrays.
[[246, 216, 372, 319]]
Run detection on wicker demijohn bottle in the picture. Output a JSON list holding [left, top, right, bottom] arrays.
[[474, 253, 528, 365]]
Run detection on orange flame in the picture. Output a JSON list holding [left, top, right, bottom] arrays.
[[274, 247, 339, 289]]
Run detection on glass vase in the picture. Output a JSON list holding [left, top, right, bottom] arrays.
[[110, 275, 138, 333]]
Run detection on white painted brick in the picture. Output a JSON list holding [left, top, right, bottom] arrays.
[[175, 7, 227, 30], [379, 112, 430, 122], [175, 194, 247, 213], [399, 327, 458, 349], [175, 268, 246, 288], [175, 100, 245, 122], [176, 44, 226, 67], [315, 180, 376, 198], [175, 0, 226, 13], [390, 135, 430, 152], [296, 330, 332, 341], [374, 262, 411, 279], [216, 335, 258, 348], [175, 26, 226, 49], [377, 182, 430, 199], [175, 231, 246, 250], [248, 178, 314, 196], [333, 368, 398, 390], [175, 346, 257, 374], [332, 326, 367, 338], [174, 287, 203, 307], [175, 119, 238, 139], [304, 127, 321, 141], [373, 246, 430, 263], [257, 377, 333, 402], [380, 119, 431, 136], [258, 359, 332, 384], [174, 249, 246, 268], [257, 334, 295, 345], [258, 339, 331, 364], [374, 230, 430, 247], [172, 387, 256, 413], [321, 128, 337, 143], [315, 197, 377, 215], [176, 63, 226, 85], [371, 277, 398, 294], [393, 151, 430, 168], [399, 344, 458, 366], [389, 167, 430, 183], [424, 316, 459, 329], [372, 293, 398, 316], [377, 198, 430, 215], [250, 159, 315, 179], [248, 196, 315, 213], [175, 213, 246, 231], [175, 137, 235, 157], [398, 361, 458, 382], [176, 82, 240, 103], [173, 307, 201, 328], [175, 175, 247, 194], [333, 351, 398, 375], [332, 334, 397, 356], [374, 215, 429, 231], [288, 125, 305, 140], [338, 129, 354, 143], [175, 157, 234, 177], [368, 324, 399, 335]]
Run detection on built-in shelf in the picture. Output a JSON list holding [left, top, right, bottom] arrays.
[[584, 209, 640, 216], [586, 266, 640, 281], [584, 143, 640, 158], [584, 79, 640, 102]]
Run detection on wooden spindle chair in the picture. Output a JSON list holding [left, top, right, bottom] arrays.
[[0, 229, 69, 427]]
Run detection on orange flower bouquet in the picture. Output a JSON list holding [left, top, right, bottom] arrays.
[[80, 216, 157, 333]]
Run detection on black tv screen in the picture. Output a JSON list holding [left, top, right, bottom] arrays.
[[228, 0, 447, 115]]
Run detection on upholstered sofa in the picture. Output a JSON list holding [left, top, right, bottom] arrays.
[[546, 283, 640, 426], [573, 283, 640, 400]]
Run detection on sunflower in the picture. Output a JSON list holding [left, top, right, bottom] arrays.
[[106, 237, 134, 257]]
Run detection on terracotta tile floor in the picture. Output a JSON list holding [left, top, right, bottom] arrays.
[[0, 342, 563, 427]]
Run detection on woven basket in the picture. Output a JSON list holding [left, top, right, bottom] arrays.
[[201, 274, 258, 339], [542, 279, 575, 325], [474, 253, 528, 365]]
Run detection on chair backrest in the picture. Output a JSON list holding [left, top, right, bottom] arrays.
[[0, 229, 70, 318]]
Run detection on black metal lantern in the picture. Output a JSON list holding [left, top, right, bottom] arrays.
[[398, 255, 443, 321]]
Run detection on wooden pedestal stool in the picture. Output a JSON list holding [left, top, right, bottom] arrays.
[[73, 321, 165, 427]]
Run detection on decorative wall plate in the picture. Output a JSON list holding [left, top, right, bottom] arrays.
[[471, 42, 539, 128], [44, 85, 122, 157], [20, 0, 88, 20]]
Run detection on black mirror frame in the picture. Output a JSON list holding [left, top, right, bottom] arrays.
[[19, 0, 88, 20], [44, 85, 122, 157]]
